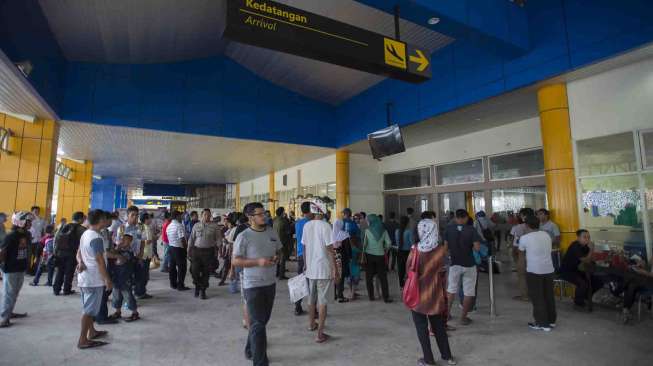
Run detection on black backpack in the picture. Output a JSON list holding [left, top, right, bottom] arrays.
[[54, 223, 77, 256]]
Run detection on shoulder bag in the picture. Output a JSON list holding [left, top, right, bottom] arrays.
[[402, 245, 420, 309]]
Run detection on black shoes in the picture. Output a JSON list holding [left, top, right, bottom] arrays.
[[194, 288, 200, 298], [178, 286, 190, 291], [200, 289, 207, 300]]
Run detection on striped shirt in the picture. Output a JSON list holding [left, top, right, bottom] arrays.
[[166, 220, 186, 248]]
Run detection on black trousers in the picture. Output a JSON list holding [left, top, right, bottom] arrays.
[[411, 311, 452, 363], [397, 250, 410, 288], [190, 248, 214, 290], [53, 256, 76, 294], [560, 272, 603, 306], [526, 272, 557, 327], [389, 248, 397, 271], [169, 246, 187, 288], [295, 256, 304, 311], [244, 284, 276, 366], [365, 254, 389, 301]]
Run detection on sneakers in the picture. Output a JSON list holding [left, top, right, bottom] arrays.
[[528, 322, 552, 332]]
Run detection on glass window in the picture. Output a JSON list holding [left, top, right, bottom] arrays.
[[489, 149, 544, 180], [577, 133, 637, 176], [436, 159, 484, 185], [579, 175, 645, 254], [641, 130, 653, 170], [491, 187, 547, 218], [384, 168, 430, 190]]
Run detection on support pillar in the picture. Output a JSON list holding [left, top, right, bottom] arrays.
[[336, 150, 350, 217], [0, 113, 58, 228], [235, 183, 241, 211], [55, 159, 93, 224], [537, 83, 580, 252], [268, 171, 276, 212]]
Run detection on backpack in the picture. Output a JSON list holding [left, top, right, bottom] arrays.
[[54, 224, 78, 256]]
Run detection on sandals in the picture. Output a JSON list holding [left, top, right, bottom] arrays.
[[124, 313, 140, 323], [315, 333, 330, 343], [90, 330, 108, 339], [107, 313, 121, 321], [337, 298, 349, 303], [308, 323, 318, 331], [10, 313, 27, 319], [78, 340, 109, 349]]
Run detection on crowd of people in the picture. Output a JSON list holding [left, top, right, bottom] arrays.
[[1, 199, 653, 365]]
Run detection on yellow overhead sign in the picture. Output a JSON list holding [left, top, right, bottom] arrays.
[[384, 38, 406, 69]]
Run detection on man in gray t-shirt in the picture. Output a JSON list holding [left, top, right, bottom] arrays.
[[233, 227, 282, 289], [232, 202, 282, 366]]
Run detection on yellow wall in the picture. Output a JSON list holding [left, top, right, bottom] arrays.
[[0, 113, 58, 229], [537, 84, 580, 252], [55, 159, 93, 224]]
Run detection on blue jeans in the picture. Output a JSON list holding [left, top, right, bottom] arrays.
[[33, 256, 55, 285], [244, 284, 276, 366], [1, 271, 24, 321]]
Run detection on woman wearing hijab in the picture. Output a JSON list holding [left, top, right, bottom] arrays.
[[362, 214, 392, 303], [332, 219, 351, 302], [408, 217, 456, 366]]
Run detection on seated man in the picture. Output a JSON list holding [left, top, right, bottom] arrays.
[[621, 256, 653, 324], [559, 229, 604, 311]]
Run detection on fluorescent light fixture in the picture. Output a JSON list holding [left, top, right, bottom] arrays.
[[427, 17, 440, 25]]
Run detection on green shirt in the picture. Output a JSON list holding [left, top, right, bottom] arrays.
[[363, 229, 391, 256]]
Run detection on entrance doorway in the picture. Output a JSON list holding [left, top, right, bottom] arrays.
[[438, 191, 484, 227]]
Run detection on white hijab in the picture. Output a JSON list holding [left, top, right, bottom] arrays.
[[331, 219, 349, 249], [417, 219, 439, 253]]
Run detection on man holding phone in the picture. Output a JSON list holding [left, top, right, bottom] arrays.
[[232, 202, 282, 366]]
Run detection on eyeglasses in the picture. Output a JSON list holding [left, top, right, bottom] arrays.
[[249, 211, 265, 217]]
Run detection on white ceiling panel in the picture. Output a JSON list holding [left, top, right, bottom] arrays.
[[38, 0, 227, 63], [58, 121, 334, 186], [0, 49, 57, 120], [38, 0, 452, 105]]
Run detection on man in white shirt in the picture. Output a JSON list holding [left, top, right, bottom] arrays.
[[27, 206, 45, 275], [76, 210, 112, 349], [166, 211, 189, 291], [537, 209, 561, 248], [302, 199, 338, 344], [519, 215, 556, 332]]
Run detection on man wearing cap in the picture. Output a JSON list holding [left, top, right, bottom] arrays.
[[302, 199, 338, 344], [0, 211, 32, 327]]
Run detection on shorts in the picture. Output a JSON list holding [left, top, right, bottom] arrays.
[[308, 279, 333, 306], [447, 265, 477, 297], [80, 286, 105, 316]]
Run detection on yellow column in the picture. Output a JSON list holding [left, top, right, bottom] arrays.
[[336, 150, 349, 217], [0, 113, 58, 229], [235, 183, 241, 211], [55, 159, 93, 224], [268, 171, 276, 212], [465, 192, 474, 216], [537, 84, 580, 252]]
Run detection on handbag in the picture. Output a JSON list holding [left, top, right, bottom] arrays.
[[402, 245, 420, 309]]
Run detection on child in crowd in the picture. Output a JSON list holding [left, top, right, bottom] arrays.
[[108, 234, 140, 322], [30, 225, 55, 286]]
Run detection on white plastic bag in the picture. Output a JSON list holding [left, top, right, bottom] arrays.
[[288, 273, 309, 303]]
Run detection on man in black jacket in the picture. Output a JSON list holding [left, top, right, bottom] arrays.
[[53, 211, 86, 296]]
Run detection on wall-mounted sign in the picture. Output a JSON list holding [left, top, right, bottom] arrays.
[[0, 127, 13, 153], [55, 161, 73, 180], [224, 0, 431, 83]]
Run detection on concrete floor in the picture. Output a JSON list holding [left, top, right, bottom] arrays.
[[1, 255, 651, 366]]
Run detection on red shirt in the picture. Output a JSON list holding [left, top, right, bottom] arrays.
[[161, 220, 171, 244]]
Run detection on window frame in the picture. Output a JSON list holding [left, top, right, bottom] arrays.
[[488, 148, 545, 181], [434, 158, 485, 187]]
